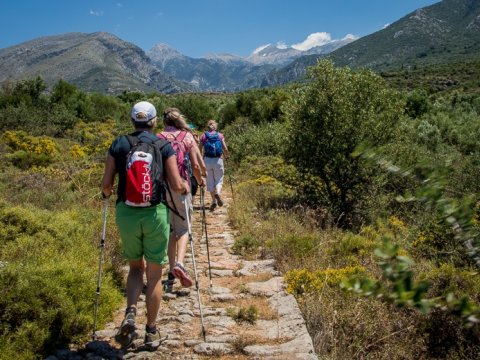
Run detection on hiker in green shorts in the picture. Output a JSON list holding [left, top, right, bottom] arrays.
[[101, 101, 190, 349]]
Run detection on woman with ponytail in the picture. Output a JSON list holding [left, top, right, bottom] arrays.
[[157, 108, 205, 291]]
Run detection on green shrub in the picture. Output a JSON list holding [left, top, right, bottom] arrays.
[[421, 263, 480, 302], [237, 175, 296, 210], [231, 235, 260, 257], [329, 232, 377, 266], [224, 120, 288, 165], [0, 203, 122, 357], [283, 59, 406, 228], [267, 234, 318, 261], [228, 306, 258, 325], [285, 266, 366, 295]]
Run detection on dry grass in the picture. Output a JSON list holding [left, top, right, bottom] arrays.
[[230, 297, 278, 321], [208, 273, 273, 293]]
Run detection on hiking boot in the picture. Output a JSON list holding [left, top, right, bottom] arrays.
[[209, 201, 217, 211], [215, 194, 224, 207], [144, 330, 167, 351], [161, 271, 175, 293], [114, 311, 137, 348], [172, 263, 193, 288]]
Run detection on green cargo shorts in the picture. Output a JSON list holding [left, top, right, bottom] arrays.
[[115, 202, 170, 265]]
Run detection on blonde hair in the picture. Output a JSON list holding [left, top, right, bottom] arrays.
[[163, 107, 190, 131], [206, 119, 218, 131]]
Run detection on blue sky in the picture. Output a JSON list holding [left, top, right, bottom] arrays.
[[1, 0, 439, 58]]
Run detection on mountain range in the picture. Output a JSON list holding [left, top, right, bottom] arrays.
[[264, 0, 480, 87], [0, 0, 478, 93]]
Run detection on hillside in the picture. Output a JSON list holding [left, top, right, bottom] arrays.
[[263, 0, 480, 87], [0, 32, 190, 94]]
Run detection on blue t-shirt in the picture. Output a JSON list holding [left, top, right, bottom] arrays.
[[108, 130, 175, 204]]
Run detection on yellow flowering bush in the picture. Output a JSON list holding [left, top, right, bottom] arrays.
[[70, 144, 87, 159], [285, 266, 366, 295], [388, 215, 408, 233], [2, 130, 58, 155], [67, 120, 115, 155], [2, 130, 59, 168]]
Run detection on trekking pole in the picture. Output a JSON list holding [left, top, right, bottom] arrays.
[[92, 198, 108, 340], [200, 187, 213, 287], [224, 158, 235, 203], [184, 197, 207, 341]]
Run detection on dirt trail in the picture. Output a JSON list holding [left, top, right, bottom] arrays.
[[60, 189, 316, 359]]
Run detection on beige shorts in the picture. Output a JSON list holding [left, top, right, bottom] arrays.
[[166, 190, 193, 238]]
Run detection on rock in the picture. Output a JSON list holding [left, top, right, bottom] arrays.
[[163, 293, 176, 301], [235, 259, 279, 277], [205, 334, 239, 343], [208, 286, 232, 295], [93, 329, 117, 339], [164, 339, 182, 348], [179, 309, 194, 317], [184, 339, 203, 347], [176, 288, 191, 297], [193, 342, 233, 355], [176, 314, 194, 324], [269, 292, 304, 318], [210, 293, 236, 302], [203, 315, 237, 328], [195, 307, 228, 316], [210, 269, 234, 277], [209, 260, 238, 270], [243, 333, 315, 358], [245, 276, 284, 297]]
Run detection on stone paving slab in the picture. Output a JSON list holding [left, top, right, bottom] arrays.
[[57, 190, 317, 359]]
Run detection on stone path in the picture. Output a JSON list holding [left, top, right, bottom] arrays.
[[51, 190, 317, 360]]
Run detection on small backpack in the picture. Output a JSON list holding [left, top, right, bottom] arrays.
[[124, 135, 168, 207], [158, 131, 191, 184], [203, 131, 223, 158]]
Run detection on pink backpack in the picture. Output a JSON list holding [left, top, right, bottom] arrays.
[[157, 131, 191, 184]]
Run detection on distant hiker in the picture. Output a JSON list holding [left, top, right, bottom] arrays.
[[158, 108, 205, 292], [200, 119, 229, 211], [190, 130, 207, 202], [101, 101, 190, 349]]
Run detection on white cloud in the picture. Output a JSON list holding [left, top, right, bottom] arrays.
[[383, 23, 390, 29], [253, 44, 271, 54], [342, 33, 359, 41], [292, 32, 332, 51], [89, 9, 103, 16], [276, 41, 287, 50]]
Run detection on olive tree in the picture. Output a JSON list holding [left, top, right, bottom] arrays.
[[284, 60, 405, 227]]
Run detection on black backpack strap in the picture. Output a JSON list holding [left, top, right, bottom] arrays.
[[125, 135, 138, 148], [163, 184, 186, 221]]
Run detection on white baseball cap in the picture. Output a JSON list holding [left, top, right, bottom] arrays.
[[131, 101, 157, 122]]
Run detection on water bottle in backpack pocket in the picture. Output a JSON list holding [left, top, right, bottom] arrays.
[[203, 131, 223, 158]]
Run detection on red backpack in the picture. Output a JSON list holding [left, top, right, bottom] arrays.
[[158, 131, 191, 184], [124, 135, 168, 207]]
